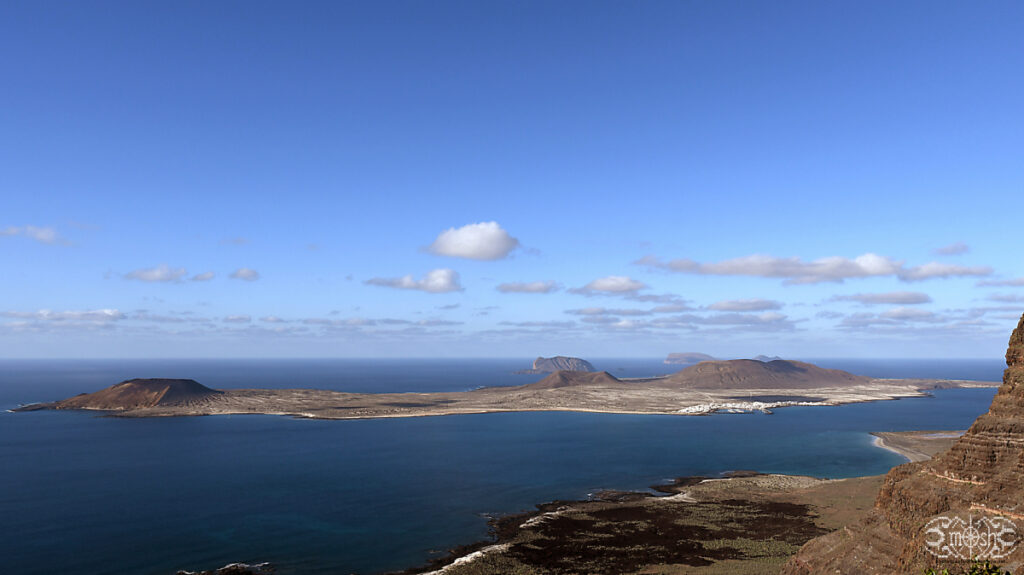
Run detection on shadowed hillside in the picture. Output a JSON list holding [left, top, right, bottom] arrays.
[[524, 370, 621, 389]]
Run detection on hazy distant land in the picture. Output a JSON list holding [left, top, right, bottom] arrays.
[[14, 359, 997, 420]]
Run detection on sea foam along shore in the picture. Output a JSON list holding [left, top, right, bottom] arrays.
[[421, 544, 511, 575], [872, 434, 915, 462], [870, 431, 966, 463]]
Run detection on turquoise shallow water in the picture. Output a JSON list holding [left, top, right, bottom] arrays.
[[0, 359, 1003, 574]]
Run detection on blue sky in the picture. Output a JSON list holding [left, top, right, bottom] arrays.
[[2, 1, 1023, 358]]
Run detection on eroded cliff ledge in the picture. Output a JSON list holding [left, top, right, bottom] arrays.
[[782, 315, 1024, 574]]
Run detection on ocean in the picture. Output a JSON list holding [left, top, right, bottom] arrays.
[[0, 358, 1004, 575]]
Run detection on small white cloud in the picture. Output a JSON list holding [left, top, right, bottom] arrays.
[[650, 304, 693, 313], [365, 268, 464, 293], [566, 307, 652, 316], [129, 312, 188, 323], [498, 320, 577, 329], [260, 316, 287, 323], [977, 277, 1024, 287], [988, 293, 1024, 303], [416, 319, 463, 326], [0, 225, 66, 245], [880, 307, 939, 322], [707, 298, 783, 312], [230, 268, 261, 281], [831, 291, 933, 305], [124, 264, 187, 283], [496, 281, 560, 294], [191, 272, 215, 282], [932, 242, 970, 256], [427, 221, 520, 260], [898, 262, 992, 281], [570, 275, 648, 295], [223, 315, 252, 323]]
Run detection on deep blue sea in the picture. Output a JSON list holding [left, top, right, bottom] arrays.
[[0, 358, 1004, 575]]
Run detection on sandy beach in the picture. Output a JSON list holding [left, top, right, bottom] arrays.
[[870, 430, 966, 462]]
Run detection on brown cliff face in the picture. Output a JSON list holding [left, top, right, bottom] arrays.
[[782, 315, 1024, 574]]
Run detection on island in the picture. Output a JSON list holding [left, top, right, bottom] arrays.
[[13, 359, 996, 420], [515, 355, 596, 374], [663, 352, 717, 365]]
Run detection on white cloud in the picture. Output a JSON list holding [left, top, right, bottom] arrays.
[[498, 320, 577, 329], [650, 304, 693, 313], [977, 277, 1024, 287], [129, 312, 189, 323], [223, 315, 252, 323], [592, 311, 797, 332], [624, 293, 687, 304], [566, 307, 652, 316], [496, 281, 560, 294], [416, 319, 463, 326], [365, 268, 463, 293], [880, 307, 940, 322], [124, 264, 188, 283], [230, 268, 261, 281], [932, 242, 969, 256], [427, 221, 520, 260], [0, 225, 66, 245], [708, 298, 783, 311], [698, 311, 793, 327], [570, 275, 648, 296], [635, 253, 991, 284], [899, 262, 992, 281], [1, 309, 123, 321], [580, 315, 622, 324], [260, 316, 287, 323], [988, 293, 1024, 303], [837, 306, 1017, 334], [191, 272, 216, 281], [831, 291, 933, 305]]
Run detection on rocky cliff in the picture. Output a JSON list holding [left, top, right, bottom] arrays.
[[782, 315, 1024, 574]]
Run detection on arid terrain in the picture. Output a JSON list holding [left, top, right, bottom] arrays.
[[14, 360, 995, 420]]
